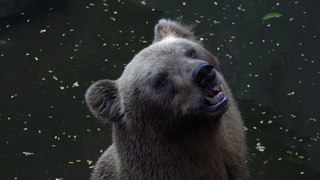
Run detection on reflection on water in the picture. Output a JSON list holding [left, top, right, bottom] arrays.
[[0, 0, 319, 179]]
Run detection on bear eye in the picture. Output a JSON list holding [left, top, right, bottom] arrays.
[[187, 49, 197, 59], [154, 75, 168, 88]]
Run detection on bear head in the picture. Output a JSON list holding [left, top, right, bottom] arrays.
[[85, 19, 231, 136]]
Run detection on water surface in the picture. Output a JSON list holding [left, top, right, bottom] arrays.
[[0, 0, 319, 179]]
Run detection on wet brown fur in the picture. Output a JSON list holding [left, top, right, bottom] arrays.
[[86, 19, 249, 180]]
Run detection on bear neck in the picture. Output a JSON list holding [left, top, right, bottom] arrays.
[[113, 120, 229, 180]]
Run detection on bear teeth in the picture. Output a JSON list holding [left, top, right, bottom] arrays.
[[206, 97, 215, 104], [220, 84, 224, 92], [207, 84, 224, 97], [206, 84, 225, 105]]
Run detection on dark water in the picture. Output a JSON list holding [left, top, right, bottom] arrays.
[[0, 0, 319, 179]]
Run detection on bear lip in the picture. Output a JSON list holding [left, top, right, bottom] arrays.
[[205, 84, 229, 115]]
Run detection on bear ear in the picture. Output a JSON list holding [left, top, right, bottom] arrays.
[[153, 19, 195, 43], [85, 79, 122, 123]]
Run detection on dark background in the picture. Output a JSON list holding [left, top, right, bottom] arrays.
[[0, 0, 319, 179]]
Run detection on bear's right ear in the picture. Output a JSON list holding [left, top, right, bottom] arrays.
[[153, 19, 195, 43], [85, 79, 122, 123]]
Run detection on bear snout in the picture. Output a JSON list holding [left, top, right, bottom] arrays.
[[192, 63, 216, 87]]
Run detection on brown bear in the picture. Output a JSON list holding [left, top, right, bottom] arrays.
[[85, 19, 249, 180]]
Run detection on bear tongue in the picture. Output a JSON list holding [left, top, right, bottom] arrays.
[[206, 92, 226, 105], [212, 92, 225, 105]]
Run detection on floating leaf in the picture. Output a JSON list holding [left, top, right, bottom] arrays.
[[262, 12, 283, 21]]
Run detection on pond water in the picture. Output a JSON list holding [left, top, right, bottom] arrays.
[[1, 0, 319, 179]]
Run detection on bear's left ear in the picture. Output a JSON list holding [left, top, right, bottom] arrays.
[[85, 79, 123, 123], [153, 19, 195, 43]]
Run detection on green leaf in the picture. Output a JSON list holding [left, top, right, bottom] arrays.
[[262, 12, 283, 21]]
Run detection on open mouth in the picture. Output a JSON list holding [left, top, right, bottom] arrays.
[[205, 84, 229, 115]]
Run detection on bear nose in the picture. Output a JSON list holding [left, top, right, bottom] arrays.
[[192, 63, 216, 87]]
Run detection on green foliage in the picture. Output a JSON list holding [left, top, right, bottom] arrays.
[[262, 12, 283, 21]]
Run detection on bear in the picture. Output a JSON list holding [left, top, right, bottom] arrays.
[[85, 19, 249, 180]]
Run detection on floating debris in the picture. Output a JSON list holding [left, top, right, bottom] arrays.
[[256, 142, 266, 152], [287, 92, 295, 96], [22, 152, 34, 156], [72, 81, 80, 88], [309, 117, 317, 122], [87, 160, 93, 165], [290, 114, 297, 118]]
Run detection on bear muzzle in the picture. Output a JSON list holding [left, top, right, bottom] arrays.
[[192, 63, 229, 116]]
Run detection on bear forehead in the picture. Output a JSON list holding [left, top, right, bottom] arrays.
[[137, 37, 202, 60], [119, 56, 175, 89], [122, 38, 197, 71]]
